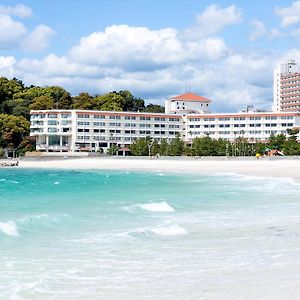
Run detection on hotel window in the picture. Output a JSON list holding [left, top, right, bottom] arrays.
[[94, 122, 100, 126], [94, 129, 100, 133], [61, 120, 71, 125], [131, 124, 136, 127], [77, 121, 90, 126], [110, 116, 116, 119], [48, 128, 57, 133], [94, 115, 105, 119], [287, 123, 294, 126], [77, 114, 90, 118], [61, 113, 71, 118], [48, 114, 57, 118], [48, 120, 57, 125]]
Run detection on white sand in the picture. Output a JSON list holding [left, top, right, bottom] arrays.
[[19, 157, 300, 182]]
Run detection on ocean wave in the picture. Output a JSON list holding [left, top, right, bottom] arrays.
[[123, 201, 175, 213], [0, 221, 19, 237], [150, 224, 188, 236], [128, 223, 188, 237]]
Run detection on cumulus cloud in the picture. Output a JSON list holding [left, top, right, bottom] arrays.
[[275, 1, 300, 27], [69, 24, 228, 71], [249, 20, 283, 41], [0, 4, 32, 18], [0, 14, 27, 48], [22, 25, 55, 53], [190, 4, 242, 37]]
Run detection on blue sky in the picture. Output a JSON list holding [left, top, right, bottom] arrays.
[[0, 0, 300, 112]]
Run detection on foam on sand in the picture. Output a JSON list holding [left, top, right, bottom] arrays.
[[0, 221, 19, 236]]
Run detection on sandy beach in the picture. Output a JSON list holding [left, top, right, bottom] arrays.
[[18, 157, 300, 182]]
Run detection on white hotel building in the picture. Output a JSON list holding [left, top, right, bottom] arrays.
[[30, 92, 300, 153], [273, 60, 300, 112]]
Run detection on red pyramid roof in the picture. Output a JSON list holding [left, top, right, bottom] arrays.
[[171, 92, 211, 102]]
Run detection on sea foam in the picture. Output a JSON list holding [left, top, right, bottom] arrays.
[[123, 201, 175, 213], [150, 224, 188, 236], [0, 221, 19, 236]]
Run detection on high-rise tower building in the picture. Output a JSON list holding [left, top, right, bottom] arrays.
[[273, 60, 300, 112]]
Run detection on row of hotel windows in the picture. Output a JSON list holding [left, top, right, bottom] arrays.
[[189, 130, 288, 136], [189, 123, 294, 128], [31, 113, 72, 119], [77, 114, 180, 122], [31, 120, 72, 126], [77, 131, 177, 140], [77, 121, 181, 128], [30, 113, 181, 122], [188, 116, 294, 122]]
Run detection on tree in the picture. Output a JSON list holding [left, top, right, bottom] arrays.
[[29, 95, 55, 110], [96, 92, 126, 111], [168, 134, 184, 156], [72, 93, 97, 110], [129, 137, 152, 156], [142, 104, 165, 113], [0, 114, 30, 149]]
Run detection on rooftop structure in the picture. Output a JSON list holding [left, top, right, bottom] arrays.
[[165, 92, 211, 115]]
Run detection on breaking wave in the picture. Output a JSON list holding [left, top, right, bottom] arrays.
[[123, 201, 175, 213], [0, 221, 19, 236]]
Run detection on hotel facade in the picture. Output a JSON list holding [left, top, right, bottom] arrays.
[[30, 92, 300, 153], [273, 60, 300, 112]]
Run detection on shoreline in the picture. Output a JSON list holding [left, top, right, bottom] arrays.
[[13, 157, 300, 182]]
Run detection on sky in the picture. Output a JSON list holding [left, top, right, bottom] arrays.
[[1, 0, 300, 112]]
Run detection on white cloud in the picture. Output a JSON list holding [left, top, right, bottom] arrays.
[[275, 1, 300, 27], [0, 14, 27, 48], [193, 4, 242, 37], [22, 25, 55, 53], [0, 56, 17, 77], [0, 4, 32, 18], [69, 24, 228, 71], [249, 20, 283, 41]]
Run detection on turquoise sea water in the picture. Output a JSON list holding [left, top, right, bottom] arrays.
[[1, 169, 300, 299]]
